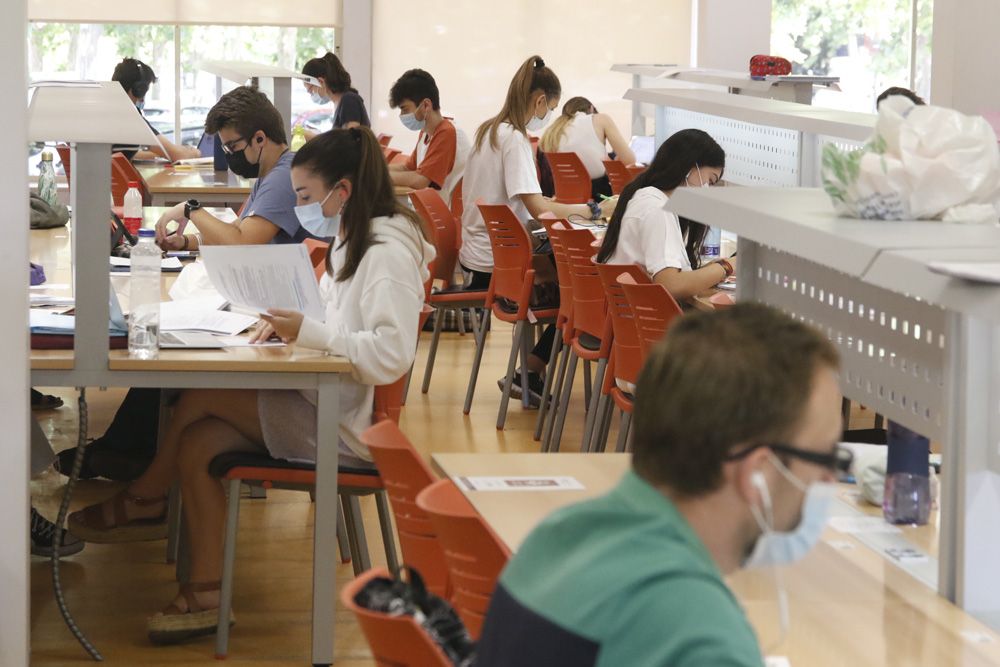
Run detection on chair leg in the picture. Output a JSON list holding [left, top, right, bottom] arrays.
[[583, 360, 592, 409], [464, 310, 490, 414], [341, 495, 371, 576], [215, 478, 242, 659], [422, 306, 446, 394], [336, 501, 351, 564], [534, 332, 562, 442], [593, 396, 615, 453], [519, 322, 532, 409], [542, 343, 571, 452], [497, 320, 525, 430], [175, 513, 191, 585], [248, 484, 267, 500], [165, 483, 182, 564], [616, 411, 633, 453], [581, 359, 607, 452], [457, 308, 466, 336], [374, 491, 399, 572], [551, 352, 579, 452]]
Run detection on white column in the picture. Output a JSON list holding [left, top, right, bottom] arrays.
[[692, 0, 772, 70], [341, 0, 373, 109], [1, 1, 29, 665], [930, 0, 1000, 113]]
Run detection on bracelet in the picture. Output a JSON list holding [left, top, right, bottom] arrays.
[[717, 258, 734, 278], [586, 200, 602, 221], [181, 235, 190, 251]]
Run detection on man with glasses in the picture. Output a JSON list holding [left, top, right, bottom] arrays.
[[475, 303, 848, 666]]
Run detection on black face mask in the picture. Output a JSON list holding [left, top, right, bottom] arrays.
[[226, 138, 262, 178]]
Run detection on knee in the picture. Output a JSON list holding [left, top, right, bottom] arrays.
[[176, 423, 216, 477]]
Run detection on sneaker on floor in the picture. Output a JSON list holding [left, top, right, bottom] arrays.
[[30, 507, 85, 557], [497, 371, 545, 408]]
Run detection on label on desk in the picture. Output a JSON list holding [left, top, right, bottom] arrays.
[[456, 476, 585, 492], [828, 516, 902, 534]]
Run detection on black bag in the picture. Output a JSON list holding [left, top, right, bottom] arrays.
[[354, 566, 476, 666]]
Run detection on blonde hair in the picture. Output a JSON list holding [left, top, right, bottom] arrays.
[[539, 96, 595, 152], [474, 56, 561, 152]]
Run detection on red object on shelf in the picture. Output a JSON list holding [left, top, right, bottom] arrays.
[[749, 55, 792, 78]]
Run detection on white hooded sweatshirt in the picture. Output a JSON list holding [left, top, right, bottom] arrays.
[[296, 214, 435, 461]]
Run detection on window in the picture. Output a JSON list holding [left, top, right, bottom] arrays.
[[771, 0, 933, 112]]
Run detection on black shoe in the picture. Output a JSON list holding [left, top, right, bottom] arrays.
[[497, 371, 545, 408], [30, 507, 85, 557], [31, 389, 64, 411]]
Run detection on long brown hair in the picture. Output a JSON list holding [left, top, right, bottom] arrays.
[[474, 55, 561, 152], [291, 128, 428, 282], [539, 96, 595, 152], [302, 52, 354, 95]]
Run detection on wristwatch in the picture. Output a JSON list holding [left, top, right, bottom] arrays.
[[586, 200, 602, 221], [184, 198, 202, 219]]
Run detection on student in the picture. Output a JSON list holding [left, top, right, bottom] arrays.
[[876, 86, 926, 108], [67, 127, 433, 644], [538, 96, 636, 199], [301, 52, 370, 133], [388, 68, 470, 203], [111, 57, 200, 162], [475, 303, 846, 666], [596, 129, 737, 301]]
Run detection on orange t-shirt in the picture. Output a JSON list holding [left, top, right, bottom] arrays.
[[405, 117, 458, 190]]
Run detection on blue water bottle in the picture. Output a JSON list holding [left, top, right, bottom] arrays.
[[213, 133, 228, 172], [883, 421, 931, 525]]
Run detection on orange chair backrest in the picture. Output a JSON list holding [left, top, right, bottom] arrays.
[[56, 143, 72, 189], [478, 203, 533, 312], [450, 177, 464, 225], [372, 305, 432, 425], [538, 217, 575, 329], [111, 153, 152, 207], [620, 277, 685, 359], [416, 479, 511, 639], [377, 133, 393, 147], [304, 238, 330, 282], [596, 264, 650, 386], [562, 230, 606, 341], [546, 152, 592, 204], [341, 568, 453, 667], [361, 421, 449, 598], [410, 188, 460, 287], [383, 146, 401, 163], [603, 159, 636, 196]]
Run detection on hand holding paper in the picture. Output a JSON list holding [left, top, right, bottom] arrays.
[[259, 308, 304, 343]]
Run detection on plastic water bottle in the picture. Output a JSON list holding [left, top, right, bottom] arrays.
[[702, 226, 721, 260], [128, 229, 161, 359], [291, 125, 307, 152], [883, 421, 931, 525], [37, 150, 58, 207], [123, 181, 144, 237]]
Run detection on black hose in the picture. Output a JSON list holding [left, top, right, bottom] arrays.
[[50, 387, 103, 661]]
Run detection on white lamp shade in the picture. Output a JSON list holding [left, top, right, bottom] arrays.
[[28, 81, 160, 145], [198, 60, 309, 84]]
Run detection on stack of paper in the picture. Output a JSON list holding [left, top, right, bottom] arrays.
[[160, 298, 257, 335]]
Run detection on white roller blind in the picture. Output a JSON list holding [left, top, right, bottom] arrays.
[[27, 0, 342, 27]]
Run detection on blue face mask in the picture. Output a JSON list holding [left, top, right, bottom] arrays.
[[400, 111, 425, 132], [744, 456, 836, 568], [294, 188, 340, 239], [310, 91, 328, 105], [135, 100, 145, 112]]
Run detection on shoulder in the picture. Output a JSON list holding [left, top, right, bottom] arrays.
[[625, 187, 669, 215]]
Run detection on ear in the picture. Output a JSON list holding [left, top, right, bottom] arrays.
[[733, 446, 771, 507], [338, 179, 353, 203]]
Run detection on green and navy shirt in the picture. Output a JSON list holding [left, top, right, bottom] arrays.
[[474, 470, 764, 667]]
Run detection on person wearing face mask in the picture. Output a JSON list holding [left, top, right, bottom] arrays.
[[387, 69, 471, 204], [597, 128, 737, 301], [475, 303, 847, 667], [111, 57, 200, 162], [301, 51, 370, 138], [67, 127, 434, 645]]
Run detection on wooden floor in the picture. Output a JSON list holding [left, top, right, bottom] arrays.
[[30, 319, 883, 665]]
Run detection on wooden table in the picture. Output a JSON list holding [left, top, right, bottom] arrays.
[[432, 452, 1000, 666], [136, 163, 252, 207]]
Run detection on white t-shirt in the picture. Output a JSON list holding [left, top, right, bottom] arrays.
[[459, 122, 541, 273], [557, 112, 608, 179], [604, 186, 691, 276]]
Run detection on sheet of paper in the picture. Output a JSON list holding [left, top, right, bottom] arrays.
[[159, 300, 257, 335], [455, 476, 585, 492], [215, 335, 286, 348], [828, 516, 902, 535], [30, 295, 75, 307], [200, 244, 325, 321], [765, 658, 792, 667], [109, 256, 184, 270], [928, 261, 1000, 284], [29, 309, 75, 332]]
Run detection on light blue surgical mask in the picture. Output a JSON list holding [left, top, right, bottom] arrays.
[[400, 112, 425, 132], [310, 91, 328, 105], [135, 100, 145, 112], [294, 188, 340, 238], [685, 163, 711, 188]]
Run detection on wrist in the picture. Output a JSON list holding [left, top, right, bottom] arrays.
[[586, 200, 602, 221], [184, 198, 202, 220], [181, 235, 190, 251], [717, 258, 734, 278]]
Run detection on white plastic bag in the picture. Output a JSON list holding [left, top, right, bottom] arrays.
[[822, 96, 1000, 222]]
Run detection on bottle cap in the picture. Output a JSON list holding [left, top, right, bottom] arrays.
[[137, 229, 156, 238], [128, 180, 139, 188], [41, 151, 53, 161]]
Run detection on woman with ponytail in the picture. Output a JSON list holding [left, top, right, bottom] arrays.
[[597, 129, 736, 300], [68, 127, 433, 646], [302, 51, 371, 130], [539, 96, 636, 199]]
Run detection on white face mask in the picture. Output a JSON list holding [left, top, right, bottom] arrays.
[[294, 188, 340, 239], [685, 163, 711, 188], [526, 105, 553, 131], [400, 109, 425, 132], [310, 89, 328, 105]]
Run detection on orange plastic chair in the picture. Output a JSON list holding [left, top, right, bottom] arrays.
[[56, 143, 72, 190], [410, 188, 488, 396], [590, 264, 652, 452], [383, 146, 402, 163], [416, 479, 511, 639], [620, 275, 685, 358], [111, 153, 152, 206], [546, 152, 592, 204], [341, 568, 453, 667], [361, 421, 449, 598], [450, 177, 464, 225], [304, 238, 330, 282], [603, 159, 639, 195], [377, 133, 393, 147], [469, 203, 559, 426]]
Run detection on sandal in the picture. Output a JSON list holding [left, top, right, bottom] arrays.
[[31, 390, 64, 411], [67, 489, 168, 544], [147, 581, 235, 645]]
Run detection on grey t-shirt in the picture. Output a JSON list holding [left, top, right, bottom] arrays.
[[241, 151, 311, 244]]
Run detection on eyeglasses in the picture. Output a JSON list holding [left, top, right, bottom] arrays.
[[726, 442, 854, 474], [221, 136, 249, 155]]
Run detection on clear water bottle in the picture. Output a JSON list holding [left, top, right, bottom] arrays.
[[883, 421, 931, 525], [123, 181, 144, 237], [702, 226, 721, 260], [128, 229, 161, 359], [37, 150, 58, 207]]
